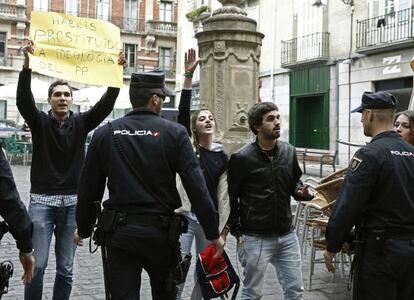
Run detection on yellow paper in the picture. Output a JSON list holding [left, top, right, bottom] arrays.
[[29, 12, 122, 87]]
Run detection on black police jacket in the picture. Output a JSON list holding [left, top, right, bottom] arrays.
[[326, 131, 414, 252], [0, 148, 33, 253], [76, 109, 219, 241], [228, 140, 304, 236]]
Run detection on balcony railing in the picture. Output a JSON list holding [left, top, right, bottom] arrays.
[[0, 3, 26, 21], [27, 7, 177, 36], [124, 65, 155, 76], [146, 21, 177, 36], [124, 65, 175, 79], [161, 69, 175, 79], [121, 17, 146, 32], [356, 6, 414, 53], [281, 32, 329, 67]]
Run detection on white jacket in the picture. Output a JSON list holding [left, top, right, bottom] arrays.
[[175, 171, 230, 233]]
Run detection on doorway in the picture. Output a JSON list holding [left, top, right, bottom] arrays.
[[294, 95, 327, 149]]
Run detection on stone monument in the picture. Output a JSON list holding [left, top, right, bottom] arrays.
[[195, 0, 264, 153]]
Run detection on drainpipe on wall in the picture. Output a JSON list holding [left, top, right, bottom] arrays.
[[347, 63, 352, 163], [347, 4, 355, 163], [270, 0, 276, 101], [335, 60, 340, 164]]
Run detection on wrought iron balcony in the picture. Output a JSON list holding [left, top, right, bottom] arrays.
[[123, 65, 175, 79], [162, 69, 176, 79], [146, 21, 177, 37], [105, 17, 146, 33], [281, 32, 329, 68], [356, 6, 414, 54], [124, 65, 154, 76], [116, 18, 177, 35], [0, 2, 26, 22], [121, 17, 146, 32]]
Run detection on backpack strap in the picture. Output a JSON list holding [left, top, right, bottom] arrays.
[[231, 281, 239, 300]]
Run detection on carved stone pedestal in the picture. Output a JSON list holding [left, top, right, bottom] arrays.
[[195, 0, 264, 153]]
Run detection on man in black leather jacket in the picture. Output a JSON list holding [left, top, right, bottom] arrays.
[[324, 92, 414, 300], [0, 148, 34, 288], [228, 102, 313, 300]]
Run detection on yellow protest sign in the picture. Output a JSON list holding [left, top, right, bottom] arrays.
[[29, 12, 123, 87]]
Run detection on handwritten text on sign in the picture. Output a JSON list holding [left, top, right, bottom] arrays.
[[30, 12, 123, 87]]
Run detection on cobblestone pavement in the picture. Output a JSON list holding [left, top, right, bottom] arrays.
[[0, 165, 351, 299]]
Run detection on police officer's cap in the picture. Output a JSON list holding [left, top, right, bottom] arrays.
[[130, 70, 175, 97], [351, 91, 398, 113]]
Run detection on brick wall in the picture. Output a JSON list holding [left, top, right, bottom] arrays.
[[51, 0, 64, 12], [153, 0, 159, 20], [112, 0, 124, 22]]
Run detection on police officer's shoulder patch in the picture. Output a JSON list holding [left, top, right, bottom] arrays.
[[349, 156, 362, 172]]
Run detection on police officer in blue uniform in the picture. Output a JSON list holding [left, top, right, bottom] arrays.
[[324, 91, 414, 300], [76, 71, 224, 299]]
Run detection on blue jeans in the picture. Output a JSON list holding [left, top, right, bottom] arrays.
[[176, 217, 210, 300], [24, 203, 77, 300], [238, 231, 304, 300]]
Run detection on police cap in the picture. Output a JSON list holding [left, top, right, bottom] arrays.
[[130, 70, 175, 97], [351, 91, 398, 113]]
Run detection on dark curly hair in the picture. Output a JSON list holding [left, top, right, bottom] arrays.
[[248, 102, 279, 135]]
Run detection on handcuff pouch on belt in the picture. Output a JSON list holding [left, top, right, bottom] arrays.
[[168, 215, 188, 243], [170, 216, 191, 285], [102, 209, 119, 233], [91, 208, 117, 248]]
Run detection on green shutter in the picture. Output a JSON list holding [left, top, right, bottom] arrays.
[[289, 65, 330, 149]]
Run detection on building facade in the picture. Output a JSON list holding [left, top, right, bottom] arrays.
[[175, 0, 414, 165], [256, 0, 414, 165], [0, 0, 178, 124]]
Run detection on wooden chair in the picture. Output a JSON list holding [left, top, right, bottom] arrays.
[[319, 167, 348, 184], [297, 185, 342, 251], [297, 195, 328, 254], [306, 211, 354, 291], [315, 178, 344, 204], [296, 169, 347, 255]]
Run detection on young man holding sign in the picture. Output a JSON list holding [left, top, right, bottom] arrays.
[[17, 42, 126, 300]]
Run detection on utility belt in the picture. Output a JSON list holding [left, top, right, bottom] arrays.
[[356, 229, 414, 259], [347, 228, 414, 291], [100, 208, 188, 246], [363, 229, 414, 241]]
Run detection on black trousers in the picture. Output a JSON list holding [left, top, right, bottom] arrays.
[[105, 223, 177, 300], [353, 237, 414, 300]]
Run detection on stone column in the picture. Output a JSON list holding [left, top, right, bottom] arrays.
[[195, 0, 264, 153]]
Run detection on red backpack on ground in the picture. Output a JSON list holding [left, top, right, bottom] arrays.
[[195, 244, 240, 300]]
